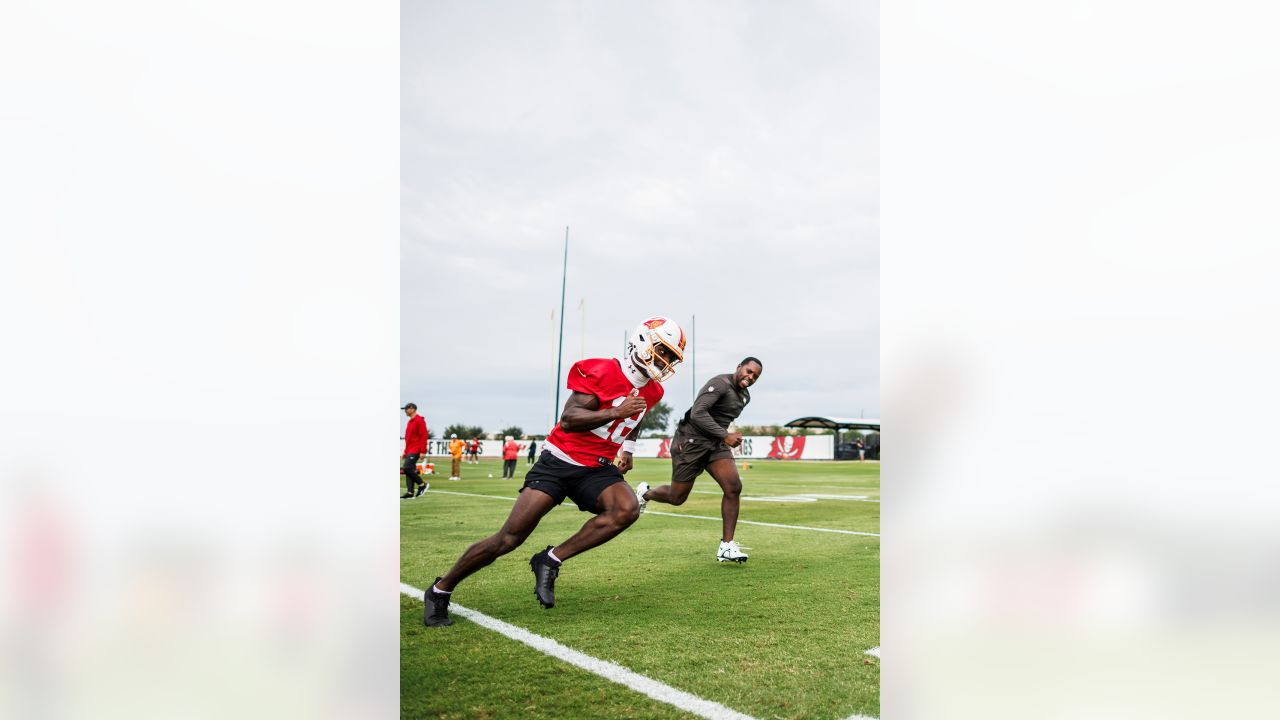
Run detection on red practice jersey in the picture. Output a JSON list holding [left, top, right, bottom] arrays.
[[544, 358, 664, 466], [404, 415, 427, 455]]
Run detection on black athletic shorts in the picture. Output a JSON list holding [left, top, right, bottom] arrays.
[[670, 428, 735, 484], [521, 450, 625, 513]]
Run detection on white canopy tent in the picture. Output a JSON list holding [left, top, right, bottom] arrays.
[[784, 416, 880, 432]]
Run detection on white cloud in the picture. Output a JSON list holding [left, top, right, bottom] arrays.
[[402, 0, 878, 433]]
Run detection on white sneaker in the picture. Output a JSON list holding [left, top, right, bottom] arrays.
[[716, 539, 749, 563], [635, 482, 650, 515]]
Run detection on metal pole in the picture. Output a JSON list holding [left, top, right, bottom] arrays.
[[550, 308, 557, 429], [554, 227, 569, 422], [580, 297, 585, 360]]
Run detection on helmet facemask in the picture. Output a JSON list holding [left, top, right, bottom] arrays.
[[635, 329, 684, 382]]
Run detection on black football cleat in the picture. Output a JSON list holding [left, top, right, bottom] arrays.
[[415, 482, 428, 497], [423, 577, 454, 627], [529, 546, 560, 609]]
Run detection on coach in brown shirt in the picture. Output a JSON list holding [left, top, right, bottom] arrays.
[[636, 356, 762, 563]]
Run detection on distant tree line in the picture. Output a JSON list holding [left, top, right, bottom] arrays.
[[636, 401, 673, 436], [432, 411, 855, 441], [442, 424, 484, 440], [425, 420, 848, 440], [438, 423, 547, 440]]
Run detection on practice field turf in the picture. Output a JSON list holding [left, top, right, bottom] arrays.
[[401, 457, 879, 720]]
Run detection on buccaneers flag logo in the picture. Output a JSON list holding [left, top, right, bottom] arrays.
[[766, 436, 807, 459], [642, 318, 665, 329]]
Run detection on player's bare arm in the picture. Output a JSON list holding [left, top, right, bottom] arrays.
[[558, 391, 646, 432]]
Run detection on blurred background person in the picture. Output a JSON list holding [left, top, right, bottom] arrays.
[[448, 433, 464, 480], [466, 437, 480, 464], [526, 437, 537, 465], [501, 435, 519, 479], [401, 403, 428, 499]]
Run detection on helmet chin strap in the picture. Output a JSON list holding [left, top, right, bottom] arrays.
[[619, 353, 651, 387]]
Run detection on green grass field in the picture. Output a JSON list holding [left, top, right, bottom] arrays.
[[401, 457, 879, 720]]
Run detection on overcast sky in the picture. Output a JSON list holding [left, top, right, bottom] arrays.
[[402, 0, 878, 436]]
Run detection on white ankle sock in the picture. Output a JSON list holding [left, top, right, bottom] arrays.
[[431, 584, 451, 595], [547, 548, 563, 564]]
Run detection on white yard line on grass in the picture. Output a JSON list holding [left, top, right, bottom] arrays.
[[420, 488, 529, 502], [645, 511, 880, 537], [748, 485, 880, 491], [865, 646, 880, 658], [422, 489, 880, 537], [401, 582, 762, 720], [689, 490, 816, 503], [689, 490, 878, 504]]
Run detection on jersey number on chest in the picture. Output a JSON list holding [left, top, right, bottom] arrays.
[[590, 396, 646, 443]]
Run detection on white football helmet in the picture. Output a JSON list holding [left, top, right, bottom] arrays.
[[624, 316, 686, 382]]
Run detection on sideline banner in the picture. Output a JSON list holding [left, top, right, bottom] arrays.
[[629, 435, 833, 460], [413, 435, 834, 460], [420, 438, 534, 458]]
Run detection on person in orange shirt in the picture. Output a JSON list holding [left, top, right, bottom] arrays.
[[448, 434, 465, 480], [501, 435, 520, 479]]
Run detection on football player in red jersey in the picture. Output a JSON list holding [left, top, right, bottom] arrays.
[[422, 316, 686, 626]]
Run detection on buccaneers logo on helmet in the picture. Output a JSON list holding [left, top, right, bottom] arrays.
[[628, 316, 686, 383]]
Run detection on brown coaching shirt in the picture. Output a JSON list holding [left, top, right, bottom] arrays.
[[676, 373, 750, 441]]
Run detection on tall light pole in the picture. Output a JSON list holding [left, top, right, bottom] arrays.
[[553, 227, 569, 423], [690, 314, 697, 406], [549, 308, 557, 429]]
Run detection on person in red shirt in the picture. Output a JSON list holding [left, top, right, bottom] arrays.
[[501, 436, 520, 479], [401, 403, 428, 499], [469, 437, 481, 464], [422, 316, 686, 626]]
